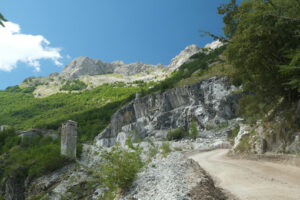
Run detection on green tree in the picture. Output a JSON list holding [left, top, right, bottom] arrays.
[[218, 0, 239, 38], [99, 144, 144, 195], [222, 0, 300, 98]]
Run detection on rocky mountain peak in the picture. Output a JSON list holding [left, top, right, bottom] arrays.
[[60, 56, 112, 79], [168, 44, 201, 71]]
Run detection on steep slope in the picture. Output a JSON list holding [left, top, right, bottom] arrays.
[[96, 77, 241, 147], [168, 44, 201, 71], [21, 44, 204, 97]]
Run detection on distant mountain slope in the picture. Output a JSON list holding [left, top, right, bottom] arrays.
[[60, 56, 166, 79], [19, 44, 205, 97], [59, 44, 202, 80]]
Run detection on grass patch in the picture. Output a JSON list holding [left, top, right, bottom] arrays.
[[161, 142, 172, 157], [235, 134, 251, 152]]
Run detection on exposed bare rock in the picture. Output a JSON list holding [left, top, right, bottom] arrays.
[[204, 40, 224, 50], [60, 56, 115, 79], [96, 77, 241, 147], [168, 44, 201, 72], [60, 56, 166, 80]]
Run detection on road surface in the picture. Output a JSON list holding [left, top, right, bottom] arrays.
[[190, 149, 300, 200]]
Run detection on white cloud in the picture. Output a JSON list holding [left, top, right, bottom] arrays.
[[0, 21, 62, 72]]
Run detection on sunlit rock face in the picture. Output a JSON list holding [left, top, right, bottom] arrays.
[[204, 40, 223, 50], [96, 76, 242, 147], [60, 44, 203, 80], [60, 56, 166, 79], [168, 44, 201, 72]]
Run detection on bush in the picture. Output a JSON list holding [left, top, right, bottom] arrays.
[[0, 133, 69, 181], [167, 127, 185, 141], [235, 135, 251, 153], [161, 142, 172, 157], [99, 144, 144, 195], [189, 120, 198, 140], [228, 125, 240, 146], [147, 140, 159, 162], [0, 128, 20, 154], [60, 80, 87, 91]]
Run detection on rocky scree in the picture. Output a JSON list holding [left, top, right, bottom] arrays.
[[118, 152, 226, 200]]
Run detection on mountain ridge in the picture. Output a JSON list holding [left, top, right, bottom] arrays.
[[59, 44, 202, 80]]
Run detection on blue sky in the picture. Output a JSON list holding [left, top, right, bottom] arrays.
[[0, 0, 228, 89]]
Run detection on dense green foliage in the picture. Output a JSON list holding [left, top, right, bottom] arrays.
[[222, 0, 300, 98], [5, 85, 36, 94], [166, 127, 185, 141], [99, 144, 144, 197], [60, 79, 87, 91], [0, 128, 20, 154], [216, 0, 300, 125], [0, 83, 140, 142], [0, 130, 69, 183]]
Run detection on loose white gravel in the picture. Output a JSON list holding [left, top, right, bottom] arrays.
[[118, 152, 197, 200]]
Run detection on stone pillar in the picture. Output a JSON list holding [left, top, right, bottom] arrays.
[[61, 120, 77, 159]]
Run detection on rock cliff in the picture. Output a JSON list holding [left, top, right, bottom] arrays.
[[168, 44, 201, 72], [96, 76, 241, 147]]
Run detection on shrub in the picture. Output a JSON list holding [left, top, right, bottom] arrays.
[[189, 120, 198, 140], [99, 144, 144, 195], [0, 128, 20, 154], [147, 141, 159, 162], [60, 80, 87, 91], [205, 125, 215, 130], [228, 125, 240, 146], [161, 142, 172, 157], [167, 127, 185, 141], [235, 135, 251, 153]]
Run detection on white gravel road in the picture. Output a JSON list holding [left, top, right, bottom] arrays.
[[190, 149, 300, 200]]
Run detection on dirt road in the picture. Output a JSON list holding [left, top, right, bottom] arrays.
[[190, 149, 300, 200]]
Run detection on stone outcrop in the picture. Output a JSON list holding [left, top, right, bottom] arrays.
[[168, 44, 201, 72], [233, 124, 251, 150], [96, 77, 241, 147], [204, 40, 224, 50]]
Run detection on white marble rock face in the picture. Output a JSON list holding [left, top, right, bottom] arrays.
[[96, 76, 241, 147]]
